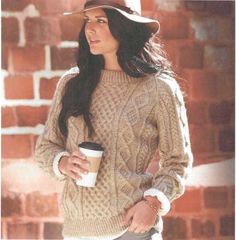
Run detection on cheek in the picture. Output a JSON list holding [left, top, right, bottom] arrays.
[[84, 27, 89, 40], [101, 28, 119, 48], [102, 27, 113, 38]]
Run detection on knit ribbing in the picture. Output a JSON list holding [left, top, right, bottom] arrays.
[[63, 214, 126, 237], [100, 69, 135, 84], [35, 67, 193, 237]]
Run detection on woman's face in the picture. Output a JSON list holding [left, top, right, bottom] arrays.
[[84, 8, 119, 57]]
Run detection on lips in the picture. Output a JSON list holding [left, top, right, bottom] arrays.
[[89, 40, 100, 46]]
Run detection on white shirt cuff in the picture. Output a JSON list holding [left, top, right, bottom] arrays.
[[144, 188, 171, 216], [53, 151, 70, 180]]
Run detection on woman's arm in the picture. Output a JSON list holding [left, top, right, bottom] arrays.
[[122, 74, 193, 232], [34, 68, 79, 180], [149, 74, 193, 203]]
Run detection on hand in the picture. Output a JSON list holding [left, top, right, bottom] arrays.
[[122, 199, 159, 233], [58, 151, 90, 180]]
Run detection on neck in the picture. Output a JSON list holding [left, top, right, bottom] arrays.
[[103, 53, 122, 71]]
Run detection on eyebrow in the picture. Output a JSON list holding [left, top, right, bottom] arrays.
[[84, 15, 107, 18]]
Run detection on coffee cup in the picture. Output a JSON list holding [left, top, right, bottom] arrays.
[[76, 141, 104, 187]]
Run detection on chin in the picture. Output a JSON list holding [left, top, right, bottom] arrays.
[[90, 49, 102, 55], [90, 51, 102, 55]]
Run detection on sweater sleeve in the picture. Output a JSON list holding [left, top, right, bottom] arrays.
[[34, 67, 79, 180], [152, 74, 193, 202]]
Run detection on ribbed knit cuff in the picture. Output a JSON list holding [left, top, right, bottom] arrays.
[[64, 228, 128, 240], [53, 151, 70, 180], [144, 188, 171, 216]]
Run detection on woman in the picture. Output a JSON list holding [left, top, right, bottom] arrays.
[[35, 0, 193, 239]]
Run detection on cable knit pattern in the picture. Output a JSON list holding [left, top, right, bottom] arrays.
[[34, 67, 193, 238]]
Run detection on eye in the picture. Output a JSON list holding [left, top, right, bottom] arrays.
[[97, 19, 107, 24], [83, 18, 90, 23]]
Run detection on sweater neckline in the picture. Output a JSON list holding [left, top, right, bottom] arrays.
[[100, 69, 139, 84]]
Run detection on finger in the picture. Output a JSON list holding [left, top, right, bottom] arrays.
[[123, 207, 135, 225], [134, 229, 143, 234], [72, 151, 86, 159], [143, 223, 154, 233], [69, 164, 89, 175], [71, 157, 90, 168], [76, 165, 90, 174], [130, 221, 145, 233], [128, 222, 138, 233], [139, 229, 147, 234], [144, 226, 152, 233], [68, 170, 81, 180], [134, 226, 147, 234]]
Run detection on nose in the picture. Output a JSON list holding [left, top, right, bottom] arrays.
[[85, 22, 96, 34]]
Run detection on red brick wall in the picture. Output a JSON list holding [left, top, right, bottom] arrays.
[[1, 0, 235, 239]]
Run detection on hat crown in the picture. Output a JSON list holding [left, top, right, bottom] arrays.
[[85, 0, 141, 14], [64, 0, 160, 35]]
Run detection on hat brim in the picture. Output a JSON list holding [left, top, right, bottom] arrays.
[[64, 5, 160, 34]]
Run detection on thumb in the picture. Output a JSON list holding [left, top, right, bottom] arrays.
[[123, 206, 135, 226]]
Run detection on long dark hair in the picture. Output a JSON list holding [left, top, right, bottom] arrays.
[[58, 9, 173, 138]]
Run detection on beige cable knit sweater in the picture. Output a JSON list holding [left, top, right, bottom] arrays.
[[34, 67, 193, 237]]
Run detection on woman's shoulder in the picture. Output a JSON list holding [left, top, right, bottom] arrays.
[[60, 66, 80, 83], [63, 66, 80, 76], [56, 66, 80, 91], [153, 72, 184, 103], [154, 72, 179, 93]]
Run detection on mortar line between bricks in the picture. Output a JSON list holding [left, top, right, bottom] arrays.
[[214, 214, 221, 238], [2, 217, 63, 223], [38, 221, 45, 240], [1, 220, 8, 239], [20, 193, 26, 216], [2, 99, 51, 106], [1, 70, 8, 101], [185, 217, 192, 239], [167, 210, 235, 218], [45, 46, 51, 71], [58, 41, 78, 48], [18, 15, 26, 47], [1, 125, 45, 135], [33, 77, 40, 100]]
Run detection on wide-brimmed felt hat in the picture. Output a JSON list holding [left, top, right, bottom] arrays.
[[64, 0, 160, 34]]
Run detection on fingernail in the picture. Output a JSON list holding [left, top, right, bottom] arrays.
[[79, 153, 86, 159]]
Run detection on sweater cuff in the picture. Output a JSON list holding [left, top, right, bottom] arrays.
[[144, 188, 171, 216], [53, 151, 70, 180]]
